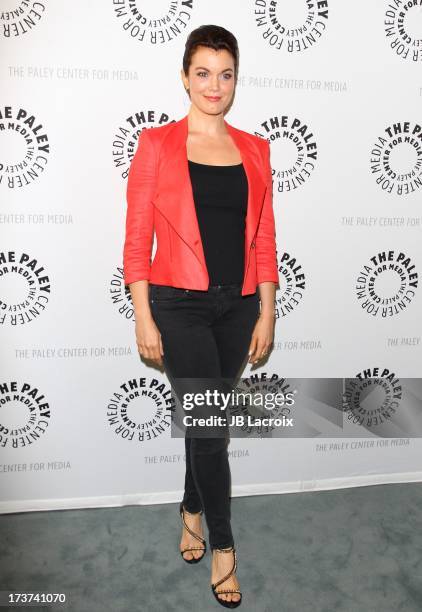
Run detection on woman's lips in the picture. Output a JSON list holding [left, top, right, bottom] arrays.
[[204, 96, 221, 102]]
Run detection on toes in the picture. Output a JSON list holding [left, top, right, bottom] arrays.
[[182, 546, 205, 561], [224, 593, 240, 603], [216, 587, 241, 602], [183, 551, 194, 561]]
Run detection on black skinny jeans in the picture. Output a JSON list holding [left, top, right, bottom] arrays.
[[148, 282, 260, 550]]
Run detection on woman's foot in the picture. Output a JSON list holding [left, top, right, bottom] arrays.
[[180, 506, 206, 561], [211, 546, 242, 605]]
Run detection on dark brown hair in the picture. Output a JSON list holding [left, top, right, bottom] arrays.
[[183, 25, 239, 80]]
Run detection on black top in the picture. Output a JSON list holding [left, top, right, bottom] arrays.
[[188, 159, 248, 285]]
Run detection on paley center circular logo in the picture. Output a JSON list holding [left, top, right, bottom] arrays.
[[1, 2, 47, 39], [107, 376, 174, 443], [0, 250, 51, 326], [343, 368, 403, 429], [0, 106, 50, 189], [257, 115, 318, 193], [370, 121, 422, 196], [0, 381, 51, 449], [109, 265, 134, 320], [254, 0, 329, 53], [112, 110, 175, 179], [275, 251, 306, 319], [384, 1, 422, 63], [112, 0, 194, 45], [355, 250, 418, 318]]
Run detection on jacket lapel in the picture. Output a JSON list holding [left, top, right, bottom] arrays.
[[153, 113, 266, 271]]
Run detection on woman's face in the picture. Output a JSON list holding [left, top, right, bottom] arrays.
[[182, 46, 236, 115]]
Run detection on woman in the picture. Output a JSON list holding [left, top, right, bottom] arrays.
[[123, 25, 279, 608]]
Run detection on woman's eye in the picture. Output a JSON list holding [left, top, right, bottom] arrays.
[[196, 72, 232, 79]]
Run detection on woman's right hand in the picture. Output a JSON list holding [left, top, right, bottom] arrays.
[[135, 315, 164, 367]]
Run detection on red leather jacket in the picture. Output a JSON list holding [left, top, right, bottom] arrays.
[[123, 113, 279, 296]]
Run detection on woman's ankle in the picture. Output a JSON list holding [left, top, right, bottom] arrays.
[[211, 543, 235, 553], [183, 506, 202, 515]]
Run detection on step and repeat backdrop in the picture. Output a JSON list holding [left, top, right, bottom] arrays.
[[1, 1, 421, 513]]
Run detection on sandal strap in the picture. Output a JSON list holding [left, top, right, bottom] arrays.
[[180, 505, 206, 545], [211, 548, 237, 589], [181, 546, 205, 553], [214, 589, 241, 594]]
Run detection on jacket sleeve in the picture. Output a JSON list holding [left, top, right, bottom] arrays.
[[255, 139, 280, 286], [123, 128, 156, 285]]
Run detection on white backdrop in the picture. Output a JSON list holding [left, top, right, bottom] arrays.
[[1, 1, 421, 513]]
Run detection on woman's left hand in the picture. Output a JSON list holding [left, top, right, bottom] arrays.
[[248, 312, 275, 364]]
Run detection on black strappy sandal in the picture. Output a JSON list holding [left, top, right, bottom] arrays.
[[211, 545, 242, 608], [179, 501, 207, 564]]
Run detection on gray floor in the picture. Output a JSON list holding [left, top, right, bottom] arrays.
[[1, 483, 422, 612]]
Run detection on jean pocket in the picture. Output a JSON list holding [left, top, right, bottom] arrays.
[[149, 284, 192, 303]]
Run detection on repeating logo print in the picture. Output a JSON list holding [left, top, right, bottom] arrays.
[[112, 0, 194, 45], [344, 368, 403, 429], [384, 1, 422, 62], [110, 265, 134, 320], [1, 2, 46, 38], [355, 250, 418, 318], [370, 121, 422, 196], [107, 377, 174, 443], [257, 115, 318, 193], [112, 110, 175, 179], [254, 0, 329, 52], [0, 250, 51, 326], [0, 381, 51, 449], [275, 252, 306, 318], [0, 106, 50, 189]]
